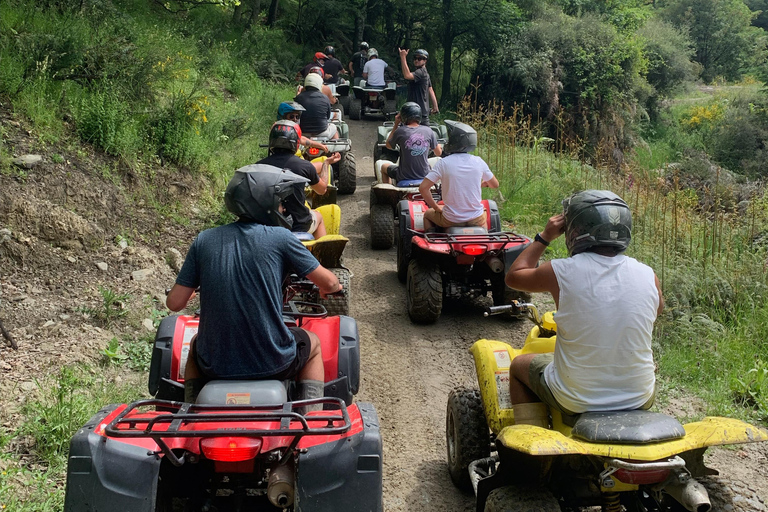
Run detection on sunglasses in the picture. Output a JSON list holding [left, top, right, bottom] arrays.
[[285, 113, 301, 121], [414, 57, 426, 61]]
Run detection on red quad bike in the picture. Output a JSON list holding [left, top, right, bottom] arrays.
[[63, 282, 382, 512], [397, 199, 531, 323]]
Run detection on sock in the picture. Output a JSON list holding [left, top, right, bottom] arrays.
[[297, 380, 324, 414], [184, 378, 206, 404]]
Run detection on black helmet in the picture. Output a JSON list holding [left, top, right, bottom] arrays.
[[324, 45, 335, 57], [224, 164, 309, 228], [413, 49, 429, 60], [563, 190, 632, 256], [360, 41, 369, 50], [444, 120, 477, 154], [268, 120, 302, 153], [399, 102, 422, 124]]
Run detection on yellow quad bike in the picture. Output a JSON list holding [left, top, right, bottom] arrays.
[[446, 302, 768, 512], [295, 203, 352, 316], [304, 155, 338, 209]]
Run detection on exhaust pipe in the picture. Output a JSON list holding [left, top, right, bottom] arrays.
[[665, 478, 711, 512], [267, 462, 295, 508]]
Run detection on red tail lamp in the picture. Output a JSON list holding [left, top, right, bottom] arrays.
[[461, 244, 487, 256], [200, 437, 262, 462], [308, 147, 321, 156], [614, 468, 670, 485]]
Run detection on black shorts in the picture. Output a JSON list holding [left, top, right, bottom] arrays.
[[191, 327, 312, 382], [386, 165, 400, 182]]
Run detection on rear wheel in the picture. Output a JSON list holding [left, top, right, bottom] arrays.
[[349, 98, 362, 120], [373, 141, 382, 163], [337, 151, 356, 194], [406, 259, 442, 323], [446, 387, 490, 490], [396, 231, 409, 283], [319, 268, 351, 316], [484, 486, 561, 512], [385, 99, 397, 114], [340, 95, 350, 113], [370, 204, 394, 249]]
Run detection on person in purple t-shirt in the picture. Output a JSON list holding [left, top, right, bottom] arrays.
[[380, 102, 442, 185]]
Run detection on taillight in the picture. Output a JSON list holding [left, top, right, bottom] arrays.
[[308, 147, 321, 156], [369, 93, 378, 98], [200, 437, 262, 462], [614, 468, 670, 485], [462, 244, 487, 256]]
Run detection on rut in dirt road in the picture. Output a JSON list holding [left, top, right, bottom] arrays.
[[336, 117, 530, 512]]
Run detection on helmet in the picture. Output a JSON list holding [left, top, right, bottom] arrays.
[[268, 120, 302, 153], [225, 164, 308, 228], [304, 73, 324, 90], [360, 41, 369, 50], [277, 101, 305, 120], [324, 45, 335, 57], [399, 102, 422, 124], [562, 190, 632, 256], [367, 48, 378, 58], [444, 120, 477, 154], [314, 52, 327, 62], [413, 49, 429, 60], [308, 66, 324, 76]]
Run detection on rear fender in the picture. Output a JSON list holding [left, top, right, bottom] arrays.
[[314, 204, 341, 235], [302, 234, 348, 268], [303, 315, 360, 403], [65, 405, 161, 512]]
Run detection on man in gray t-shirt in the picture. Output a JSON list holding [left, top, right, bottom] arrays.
[[380, 102, 442, 185]]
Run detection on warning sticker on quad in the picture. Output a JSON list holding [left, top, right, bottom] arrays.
[[495, 371, 512, 410]]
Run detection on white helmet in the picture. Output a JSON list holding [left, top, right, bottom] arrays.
[[304, 73, 323, 90]]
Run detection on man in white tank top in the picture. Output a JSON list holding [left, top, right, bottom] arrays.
[[504, 190, 664, 428]]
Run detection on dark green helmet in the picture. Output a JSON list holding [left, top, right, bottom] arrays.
[[563, 190, 632, 256], [399, 102, 422, 124], [444, 120, 477, 154], [225, 164, 308, 228]]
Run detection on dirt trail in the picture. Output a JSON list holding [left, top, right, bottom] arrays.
[[339, 118, 768, 511]]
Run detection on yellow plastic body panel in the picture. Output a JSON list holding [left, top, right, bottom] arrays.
[[302, 234, 348, 268], [315, 204, 341, 235], [495, 417, 768, 459]]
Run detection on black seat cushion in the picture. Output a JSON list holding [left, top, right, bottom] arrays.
[[571, 411, 685, 444]]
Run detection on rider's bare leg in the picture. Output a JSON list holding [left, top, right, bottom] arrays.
[[381, 162, 392, 184], [509, 353, 540, 404], [312, 211, 327, 239]]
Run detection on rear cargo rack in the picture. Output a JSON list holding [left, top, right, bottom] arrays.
[[413, 231, 528, 246], [104, 398, 352, 466]]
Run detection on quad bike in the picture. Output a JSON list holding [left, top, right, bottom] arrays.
[[397, 198, 530, 323], [348, 80, 397, 120], [368, 157, 441, 250], [446, 301, 768, 512], [293, 204, 352, 316], [372, 118, 448, 164], [64, 284, 382, 512], [302, 133, 356, 196]]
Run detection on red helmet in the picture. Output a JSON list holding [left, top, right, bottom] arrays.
[[269, 120, 302, 153], [314, 52, 328, 62], [308, 66, 324, 76]]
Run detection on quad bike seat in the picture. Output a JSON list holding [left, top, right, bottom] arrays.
[[196, 380, 288, 406], [293, 232, 315, 241], [445, 226, 488, 235], [396, 179, 423, 187], [570, 410, 686, 444]]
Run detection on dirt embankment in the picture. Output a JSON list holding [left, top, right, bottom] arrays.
[[1, 111, 767, 510]]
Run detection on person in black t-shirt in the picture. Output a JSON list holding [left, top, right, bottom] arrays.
[[298, 52, 331, 81], [322, 45, 345, 85], [399, 48, 439, 126], [348, 41, 369, 86]]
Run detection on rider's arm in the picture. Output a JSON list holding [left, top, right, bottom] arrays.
[[419, 178, 440, 211], [310, 159, 329, 195], [504, 214, 564, 303], [429, 86, 439, 113], [399, 49, 414, 80], [323, 85, 337, 104], [654, 274, 665, 316], [482, 176, 499, 188], [167, 284, 196, 312], [432, 141, 443, 157], [386, 117, 400, 150], [306, 265, 342, 298]]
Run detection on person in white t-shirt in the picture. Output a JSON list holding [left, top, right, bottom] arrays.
[[418, 120, 498, 230], [504, 190, 665, 428], [362, 48, 387, 88]]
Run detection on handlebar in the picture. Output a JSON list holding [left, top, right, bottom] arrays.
[[484, 301, 548, 332]]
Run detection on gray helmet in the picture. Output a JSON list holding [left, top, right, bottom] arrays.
[[444, 120, 477, 154], [367, 48, 378, 58], [563, 190, 632, 256], [360, 41, 369, 50], [399, 102, 422, 124], [413, 49, 429, 60], [225, 164, 309, 228]]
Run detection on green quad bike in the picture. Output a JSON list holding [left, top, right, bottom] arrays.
[[447, 301, 768, 512]]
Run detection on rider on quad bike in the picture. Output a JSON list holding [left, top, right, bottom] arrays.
[[258, 120, 340, 239], [298, 51, 330, 81], [166, 165, 343, 405], [349, 41, 369, 86], [362, 48, 388, 88], [322, 45, 345, 85], [296, 73, 339, 140], [504, 190, 664, 427], [380, 102, 442, 185], [419, 120, 499, 231], [277, 101, 328, 153], [398, 47, 439, 125]]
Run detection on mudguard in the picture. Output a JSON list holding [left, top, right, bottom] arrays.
[[64, 405, 161, 512], [302, 235, 348, 269], [296, 402, 382, 512], [314, 204, 341, 235], [495, 417, 768, 460], [148, 314, 185, 401]]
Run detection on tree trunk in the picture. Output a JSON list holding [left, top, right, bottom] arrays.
[[245, 0, 261, 26], [355, 0, 367, 47], [267, 0, 279, 26], [441, 0, 453, 107], [233, 3, 244, 24]]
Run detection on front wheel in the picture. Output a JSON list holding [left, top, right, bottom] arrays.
[[337, 151, 356, 194], [446, 387, 490, 490], [406, 259, 442, 323], [370, 204, 394, 249]]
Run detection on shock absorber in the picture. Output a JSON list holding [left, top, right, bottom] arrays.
[[602, 492, 622, 512]]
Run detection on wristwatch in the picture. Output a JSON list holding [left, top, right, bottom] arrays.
[[534, 233, 550, 247]]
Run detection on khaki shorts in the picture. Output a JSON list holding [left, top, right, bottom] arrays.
[[308, 210, 320, 234], [527, 353, 656, 417], [424, 208, 486, 228]]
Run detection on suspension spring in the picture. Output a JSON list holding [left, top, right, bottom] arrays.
[[602, 492, 621, 512]]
